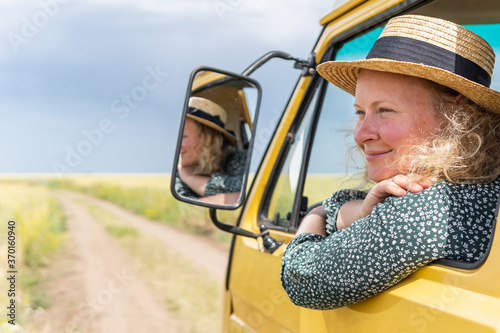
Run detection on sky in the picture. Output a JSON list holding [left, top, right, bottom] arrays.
[[0, 0, 335, 174]]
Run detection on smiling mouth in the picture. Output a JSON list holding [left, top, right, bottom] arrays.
[[365, 150, 392, 160]]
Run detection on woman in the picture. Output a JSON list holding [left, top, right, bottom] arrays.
[[175, 96, 246, 205], [281, 15, 500, 310]]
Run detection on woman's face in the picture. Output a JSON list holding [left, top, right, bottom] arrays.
[[354, 70, 443, 182], [180, 118, 202, 168]]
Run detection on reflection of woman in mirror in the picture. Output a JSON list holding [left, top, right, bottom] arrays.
[[175, 96, 247, 205]]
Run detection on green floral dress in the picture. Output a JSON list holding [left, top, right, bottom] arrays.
[[281, 178, 500, 310]]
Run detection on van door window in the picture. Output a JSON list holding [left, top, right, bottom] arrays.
[[265, 90, 319, 227], [299, 29, 384, 226], [302, 82, 359, 207], [263, 28, 382, 229]]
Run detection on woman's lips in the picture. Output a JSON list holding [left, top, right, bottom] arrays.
[[364, 150, 392, 161]]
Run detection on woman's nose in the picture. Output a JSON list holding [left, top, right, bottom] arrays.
[[181, 138, 188, 148], [354, 116, 379, 145]]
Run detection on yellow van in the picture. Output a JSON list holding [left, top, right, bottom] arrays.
[[172, 0, 500, 331]]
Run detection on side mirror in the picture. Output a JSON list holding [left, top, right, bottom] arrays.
[[171, 66, 261, 210]]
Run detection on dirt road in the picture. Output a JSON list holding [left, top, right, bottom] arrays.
[[25, 190, 229, 332]]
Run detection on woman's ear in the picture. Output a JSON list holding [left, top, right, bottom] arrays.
[[454, 94, 467, 105]]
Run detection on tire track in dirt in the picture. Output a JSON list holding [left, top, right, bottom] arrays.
[[26, 190, 229, 332], [64, 190, 230, 280]]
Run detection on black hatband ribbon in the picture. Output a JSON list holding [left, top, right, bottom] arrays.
[[188, 108, 226, 129], [188, 108, 237, 138], [366, 36, 491, 87]]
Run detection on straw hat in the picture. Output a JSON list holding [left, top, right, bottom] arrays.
[[317, 15, 500, 113], [187, 96, 237, 145]]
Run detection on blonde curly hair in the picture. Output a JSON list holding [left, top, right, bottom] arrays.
[[352, 78, 500, 185], [192, 122, 235, 176], [404, 81, 500, 184]]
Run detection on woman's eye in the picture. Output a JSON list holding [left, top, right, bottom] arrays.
[[379, 108, 393, 113], [355, 110, 365, 117]]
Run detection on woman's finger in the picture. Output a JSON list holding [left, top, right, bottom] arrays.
[[372, 180, 407, 198], [391, 174, 431, 193]]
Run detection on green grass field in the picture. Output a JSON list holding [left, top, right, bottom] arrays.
[[0, 182, 66, 327], [47, 174, 225, 238]]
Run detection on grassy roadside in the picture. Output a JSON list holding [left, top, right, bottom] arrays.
[[47, 175, 237, 246], [76, 196, 223, 332], [0, 183, 66, 329]]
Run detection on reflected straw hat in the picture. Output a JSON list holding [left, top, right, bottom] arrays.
[[317, 15, 500, 113], [187, 96, 237, 145]]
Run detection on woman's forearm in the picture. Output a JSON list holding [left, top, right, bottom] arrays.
[[336, 200, 365, 230], [179, 173, 210, 197], [296, 206, 327, 236], [198, 192, 240, 205]]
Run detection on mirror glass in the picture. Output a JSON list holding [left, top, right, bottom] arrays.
[[172, 68, 261, 209]]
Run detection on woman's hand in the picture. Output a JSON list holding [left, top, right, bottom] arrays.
[[177, 163, 193, 182], [337, 174, 432, 230], [361, 174, 432, 217]]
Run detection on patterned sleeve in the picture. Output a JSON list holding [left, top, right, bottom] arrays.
[[204, 149, 246, 197], [323, 189, 367, 235], [281, 185, 450, 310], [204, 172, 243, 196], [174, 175, 199, 199]]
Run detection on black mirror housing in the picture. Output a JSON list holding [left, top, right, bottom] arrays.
[[171, 66, 262, 210]]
